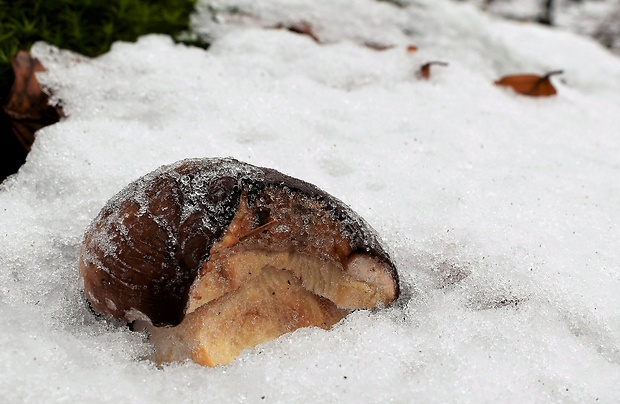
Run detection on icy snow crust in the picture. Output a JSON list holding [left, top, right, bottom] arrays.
[[1, 0, 620, 402]]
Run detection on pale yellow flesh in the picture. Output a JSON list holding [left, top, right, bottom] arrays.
[[144, 266, 348, 366], [186, 249, 396, 314], [143, 193, 397, 367]]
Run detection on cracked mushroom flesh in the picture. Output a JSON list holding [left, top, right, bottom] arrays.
[[79, 158, 399, 367]]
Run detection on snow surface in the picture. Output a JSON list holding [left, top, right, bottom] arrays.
[[1, 0, 620, 402], [461, 0, 620, 54]]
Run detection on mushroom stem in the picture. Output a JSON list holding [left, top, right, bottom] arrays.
[[142, 267, 348, 367]]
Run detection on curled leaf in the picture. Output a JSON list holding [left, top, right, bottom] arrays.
[[364, 42, 396, 51], [274, 21, 321, 43], [416, 61, 448, 80], [2, 51, 64, 151], [494, 70, 563, 97]]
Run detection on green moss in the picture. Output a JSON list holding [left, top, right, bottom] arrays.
[[0, 0, 202, 97]]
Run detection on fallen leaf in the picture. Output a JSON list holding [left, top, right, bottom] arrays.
[[416, 61, 448, 80], [364, 42, 396, 51], [494, 70, 563, 97], [274, 21, 321, 44], [2, 51, 64, 151], [406, 45, 418, 52]]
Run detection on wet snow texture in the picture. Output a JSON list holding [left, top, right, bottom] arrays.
[[1, 0, 620, 402]]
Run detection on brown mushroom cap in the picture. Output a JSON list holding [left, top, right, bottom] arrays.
[[79, 157, 399, 365]]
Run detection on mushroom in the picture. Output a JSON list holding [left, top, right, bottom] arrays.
[[79, 158, 399, 367]]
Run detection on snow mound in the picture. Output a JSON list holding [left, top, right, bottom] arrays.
[[1, 0, 619, 402]]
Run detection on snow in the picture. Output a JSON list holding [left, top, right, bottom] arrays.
[[1, 0, 620, 401], [460, 0, 620, 55]]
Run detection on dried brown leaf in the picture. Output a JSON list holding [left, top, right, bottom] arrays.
[[274, 21, 321, 44], [2, 51, 64, 151], [363, 42, 396, 51], [416, 61, 448, 80], [494, 70, 563, 97]]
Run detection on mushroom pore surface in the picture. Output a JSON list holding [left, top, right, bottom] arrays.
[[79, 157, 399, 366]]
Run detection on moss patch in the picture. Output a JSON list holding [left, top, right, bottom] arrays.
[[0, 0, 201, 97], [0, 0, 202, 182]]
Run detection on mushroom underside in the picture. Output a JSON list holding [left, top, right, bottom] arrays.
[[141, 265, 348, 366], [140, 193, 397, 367]]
